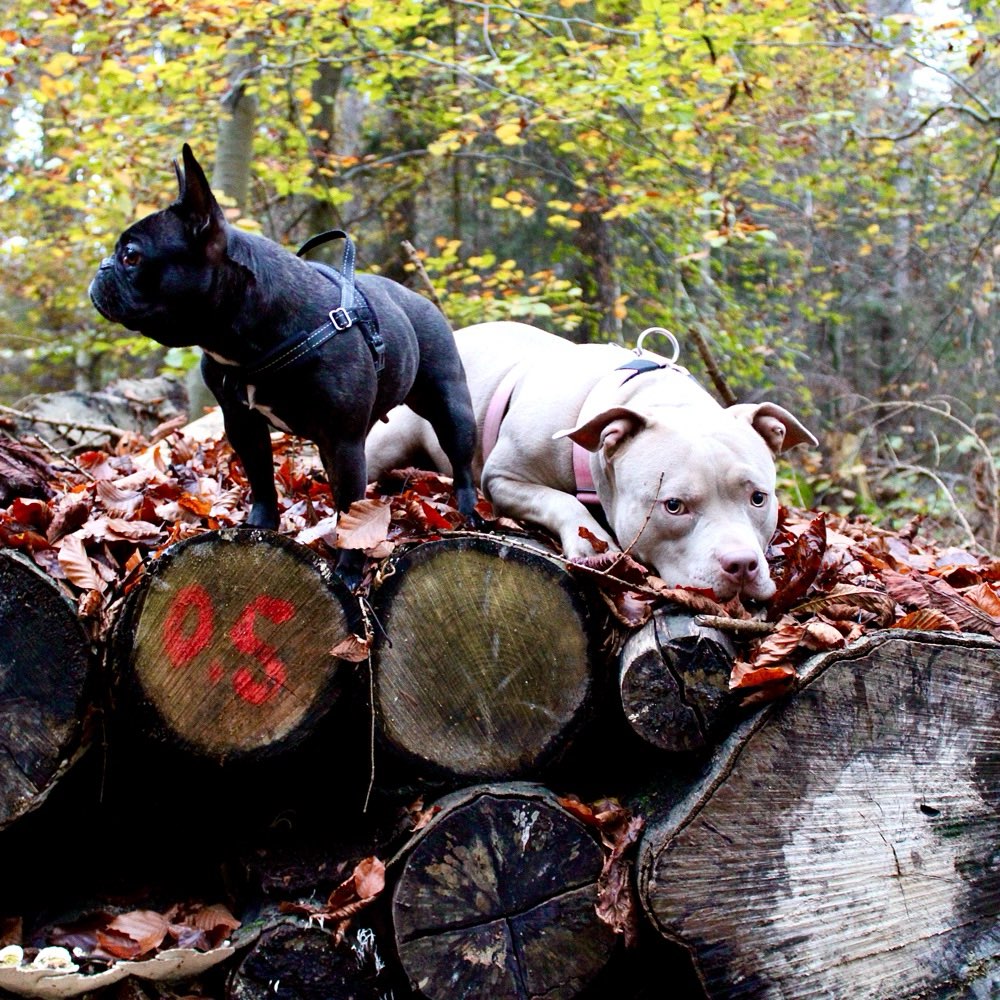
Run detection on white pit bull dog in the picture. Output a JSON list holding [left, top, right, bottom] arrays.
[[366, 321, 817, 602]]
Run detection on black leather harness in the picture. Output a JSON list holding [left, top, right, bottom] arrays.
[[231, 230, 385, 400]]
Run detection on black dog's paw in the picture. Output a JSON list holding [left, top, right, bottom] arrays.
[[245, 504, 280, 531], [334, 548, 367, 592]]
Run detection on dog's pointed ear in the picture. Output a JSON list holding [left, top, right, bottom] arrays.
[[173, 158, 183, 198], [727, 402, 818, 454], [174, 144, 227, 263], [553, 406, 647, 457]]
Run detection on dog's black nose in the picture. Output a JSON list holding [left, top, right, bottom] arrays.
[[99, 256, 114, 270]]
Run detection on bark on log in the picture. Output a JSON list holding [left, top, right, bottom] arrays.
[[0, 550, 93, 829], [619, 609, 737, 752], [638, 630, 1000, 999], [111, 528, 360, 763], [391, 783, 617, 999], [227, 921, 390, 1000], [370, 535, 601, 779]]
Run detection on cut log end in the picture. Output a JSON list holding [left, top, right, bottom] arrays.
[[639, 632, 1000, 998], [115, 529, 359, 762], [392, 784, 617, 999], [619, 610, 736, 752], [0, 551, 92, 829], [372, 536, 599, 779]]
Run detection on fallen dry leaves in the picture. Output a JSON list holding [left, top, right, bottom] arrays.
[[2, 422, 998, 702], [278, 856, 386, 944], [48, 902, 239, 963]]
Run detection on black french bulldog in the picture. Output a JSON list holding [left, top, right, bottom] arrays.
[[90, 144, 478, 538]]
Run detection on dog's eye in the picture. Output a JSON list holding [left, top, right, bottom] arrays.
[[663, 498, 687, 515], [120, 245, 142, 268], [750, 490, 768, 507]]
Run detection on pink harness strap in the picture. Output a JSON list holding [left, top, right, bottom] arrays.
[[481, 363, 599, 506]]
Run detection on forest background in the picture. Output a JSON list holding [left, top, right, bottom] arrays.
[[0, 0, 997, 550]]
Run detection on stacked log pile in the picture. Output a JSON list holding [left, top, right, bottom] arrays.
[[0, 418, 997, 999]]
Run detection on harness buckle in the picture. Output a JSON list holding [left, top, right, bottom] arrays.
[[329, 306, 353, 331]]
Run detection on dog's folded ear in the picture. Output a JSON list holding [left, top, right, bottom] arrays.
[[173, 143, 227, 264], [553, 406, 647, 457], [727, 402, 818, 454]]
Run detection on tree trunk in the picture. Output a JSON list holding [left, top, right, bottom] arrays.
[[0, 550, 93, 830], [213, 51, 258, 213], [110, 529, 360, 763], [390, 783, 617, 999], [618, 609, 737, 752], [638, 630, 1000, 999], [370, 535, 601, 780]]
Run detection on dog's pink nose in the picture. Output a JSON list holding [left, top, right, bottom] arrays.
[[720, 550, 761, 585]]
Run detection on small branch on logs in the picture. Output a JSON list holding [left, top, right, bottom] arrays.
[[694, 614, 776, 636], [0, 402, 129, 441]]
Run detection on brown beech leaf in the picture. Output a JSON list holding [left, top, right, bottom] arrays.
[[97, 909, 170, 960], [96, 479, 145, 518], [406, 797, 441, 832], [791, 584, 895, 625], [178, 493, 214, 517], [352, 856, 386, 900], [58, 533, 105, 592], [569, 550, 652, 590], [800, 619, 847, 651], [597, 588, 655, 629], [647, 583, 730, 616], [882, 570, 928, 608], [331, 633, 371, 663], [558, 796, 644, 948], [887, 570, 1000, 638], [296, 514, 340, 547], [578, 525, 610, 554], [178, 903, 241, 945], [78, 589, 104, 620], [768, 511, 827, 618], [893, 608, 960, 631], [335, 499, 391, 551], [103, 518, 164, 542], [47, 495, 92, 542], [729, 659, 797, 695], [748, 615, 804, 668], [323, 856, 386, 915], [962, 582, 1000, 618], [9, 496, 50, 530]]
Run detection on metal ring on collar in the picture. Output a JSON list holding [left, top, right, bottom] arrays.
[[634, 327, 680, 362]]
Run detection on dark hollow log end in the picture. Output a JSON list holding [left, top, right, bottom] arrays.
[[0, 551, 93, 829], [640, 635, 1000, 999], [115, 530, 359, 762], [373, 537, 600, 779], [227, 922, 389, 1000], [620, 648, 705, 752], [620, 612, 737, 753], [392, 786, 617, 999]]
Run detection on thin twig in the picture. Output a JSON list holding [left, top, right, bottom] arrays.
[[695, 615, 775, 635], [400, 241, 448, 320]]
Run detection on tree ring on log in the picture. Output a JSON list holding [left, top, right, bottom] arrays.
[[638, 631, 1000, 998], [392, 783, 616, 999], [0, 550, 93, 830], [113, 529, 359, 762], [371, 535, 598, 779]]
